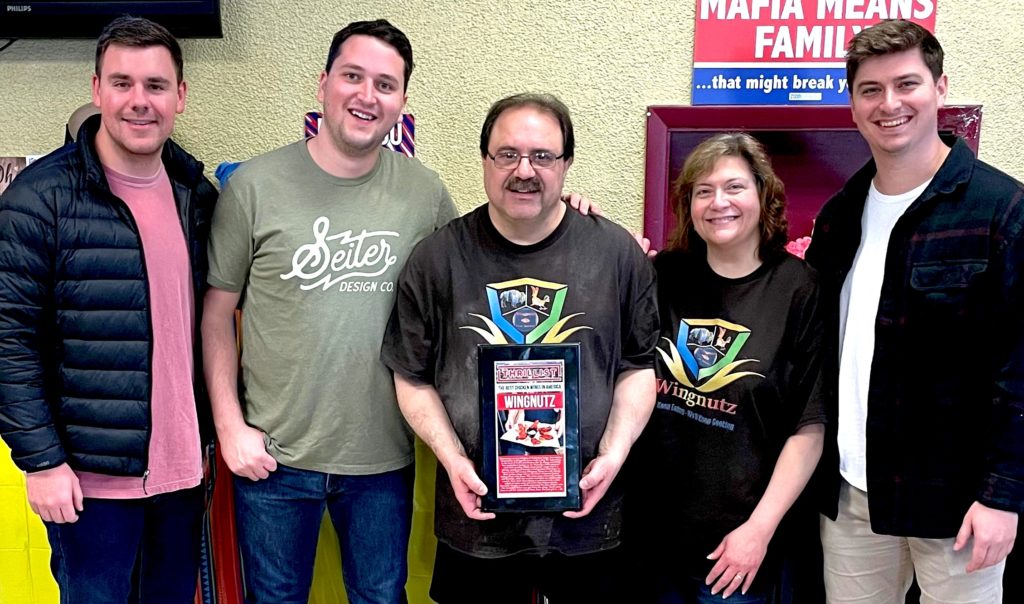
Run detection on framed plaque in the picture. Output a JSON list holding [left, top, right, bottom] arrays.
[[478, 344, 581, 513]]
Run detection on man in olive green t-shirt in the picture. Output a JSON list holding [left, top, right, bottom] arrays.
[[201, 20, 455, 604]]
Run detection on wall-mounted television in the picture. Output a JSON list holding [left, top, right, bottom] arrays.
[[0, 1, 222, 39]]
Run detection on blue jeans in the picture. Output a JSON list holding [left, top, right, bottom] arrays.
[[44, 485, 204, 604], [655, 574, 770, 604], [233, 463, 414, 604]]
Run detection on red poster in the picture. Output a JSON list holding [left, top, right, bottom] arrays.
[[692, 0, 937, 104], [492, 360, 568, 498]]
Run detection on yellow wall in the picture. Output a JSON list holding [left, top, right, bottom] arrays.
[[0, 442, 58, 604], [1, 2, 1022, 603], [0, 439, 437, 604]]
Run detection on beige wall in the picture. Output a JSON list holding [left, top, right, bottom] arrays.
[[0, 3, 1020, 602], [0, 0, 1021, 228]]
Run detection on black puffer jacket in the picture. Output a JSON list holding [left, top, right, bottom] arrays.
[[0, 115, 217, 476]]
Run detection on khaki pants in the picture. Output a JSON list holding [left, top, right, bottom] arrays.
[[820, 480, 1004, 603]]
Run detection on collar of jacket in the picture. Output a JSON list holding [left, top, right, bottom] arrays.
[[74, 113, 206, 192], [836, 136, 975, 215]]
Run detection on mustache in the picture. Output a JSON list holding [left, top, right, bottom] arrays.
[[505, 176, 541, 193]]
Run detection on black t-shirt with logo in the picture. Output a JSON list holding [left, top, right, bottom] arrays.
[[633, 250, 827, 575], [382, 204, 659, 558]]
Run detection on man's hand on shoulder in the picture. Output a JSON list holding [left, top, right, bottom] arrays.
[[441, 453, 495, 521], [632, 231, 657, 259], [219, 423, 278, 481], [562, 192, 603, 217], [561, 192, 659, 259], [954, 501, 1018, 572], [26, 463, 83, 523]]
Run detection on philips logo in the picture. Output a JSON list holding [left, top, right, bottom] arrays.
[[8, 5, 33, 12]]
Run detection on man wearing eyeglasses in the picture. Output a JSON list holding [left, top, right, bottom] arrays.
[[381, 93, 659, 603]]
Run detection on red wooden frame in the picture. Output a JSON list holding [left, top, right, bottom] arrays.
[[643, 105, 983, 249]]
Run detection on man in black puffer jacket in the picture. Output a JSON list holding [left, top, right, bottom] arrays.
[[0, 16, 216, 603]]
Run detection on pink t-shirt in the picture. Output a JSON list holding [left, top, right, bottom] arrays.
[[76, 165, 202, 498]]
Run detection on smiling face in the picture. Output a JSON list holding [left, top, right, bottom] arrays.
[[316, 34, 407, 159], [482, 105, 572, 240], [91, 43, 186, 173], [850, 48, 947, 160], [690, 155, 762, 257]]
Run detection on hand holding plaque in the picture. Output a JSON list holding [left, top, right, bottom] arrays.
[[441, 452, 496, 521]]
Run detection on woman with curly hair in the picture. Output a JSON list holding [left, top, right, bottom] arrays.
[[631, 133, 827, 603]]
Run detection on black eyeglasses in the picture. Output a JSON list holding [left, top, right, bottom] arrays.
[[486, 149, 565, 169]]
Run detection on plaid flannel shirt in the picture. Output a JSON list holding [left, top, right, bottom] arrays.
[[806, 138, 1024, 538]]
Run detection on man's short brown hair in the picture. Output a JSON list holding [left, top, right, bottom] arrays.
[[95, 16, 183, 82], [846, 20, 943, 88]]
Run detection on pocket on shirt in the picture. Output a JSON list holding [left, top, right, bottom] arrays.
[[910, 260, 986, 290], [909, 260, 987, 307]]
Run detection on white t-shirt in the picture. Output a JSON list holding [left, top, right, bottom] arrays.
[[837, 179, 929, 491]]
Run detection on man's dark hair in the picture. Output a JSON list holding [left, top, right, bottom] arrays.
[[325, 20, 414, 91], [95, 16, 184, 82], [479, 93, 575, 161], [846, 20, 943, 87]]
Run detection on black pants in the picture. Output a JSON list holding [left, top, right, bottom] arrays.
[[430, 542, 629, 604], [45, 486, 204, 604]]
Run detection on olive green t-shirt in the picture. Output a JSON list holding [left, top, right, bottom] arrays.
[[208, 141, 456, 474]]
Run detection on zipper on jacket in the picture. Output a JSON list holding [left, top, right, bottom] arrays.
[[129, 204, 157, 478], [93, 154, 207, 480], [93, 181, 156, 478], [171, 177, 216, 473]]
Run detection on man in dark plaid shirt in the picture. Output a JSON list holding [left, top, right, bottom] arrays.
[[806, 20, 1024, 603]]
